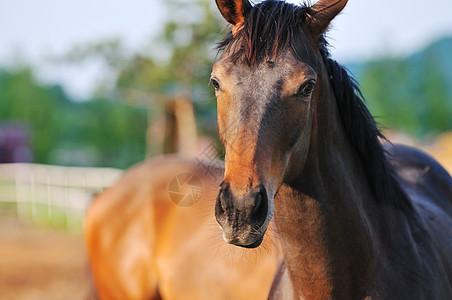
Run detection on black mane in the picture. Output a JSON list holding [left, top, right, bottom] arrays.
[[217, 0, 310, 65], [217, 0, 412, 211]]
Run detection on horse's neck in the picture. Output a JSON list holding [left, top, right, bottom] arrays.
[[274, 80, 381, 299], [275, 157, 379, 298]]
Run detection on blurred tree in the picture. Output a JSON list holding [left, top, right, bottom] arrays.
[[110, 0, 226, 156], [117, 0, 224, 92], [0, 0, 226, 168], [361, 59, 419, 133], [416, 48, 452, 134], [359, 38, 452, 136], [0, 68, 147, 168], [115, 0, 225, 134], [55, 0, 226, 157], [0, 68, 67, 163], [66, 99, 147, 168]]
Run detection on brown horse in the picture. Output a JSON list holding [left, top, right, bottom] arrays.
[[85, 155, 281, 299], [212, 0, 452, 299]]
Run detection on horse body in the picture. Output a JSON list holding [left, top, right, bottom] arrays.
[[385, 145, 452, 297], [212, 0, 452, 298], [85, 155, 280, 300]]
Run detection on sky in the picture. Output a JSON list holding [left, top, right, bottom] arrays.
[[1, 0, 452, 99]]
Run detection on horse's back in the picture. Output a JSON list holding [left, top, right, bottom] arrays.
[[85, 155, 281, 300], [85, 157, 182, 299], [385, 144, 452, 217]]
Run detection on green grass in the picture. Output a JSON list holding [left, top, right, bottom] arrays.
[[0, 180, 86, 232], [0, 201, 84, 232]]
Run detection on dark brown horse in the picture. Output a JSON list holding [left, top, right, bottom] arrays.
[[211, 0, 452, 298]]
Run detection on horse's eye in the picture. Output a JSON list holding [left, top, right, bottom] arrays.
[[210, 78, 221, 91], [298, 80, 316, 97]]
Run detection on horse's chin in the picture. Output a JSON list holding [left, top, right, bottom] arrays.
[[234, 234, 264, 248], [224, 225, 267, 248]]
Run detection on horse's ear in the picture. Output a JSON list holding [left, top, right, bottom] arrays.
[[307, 0, 348, 35], [215, 0, 251, 34]]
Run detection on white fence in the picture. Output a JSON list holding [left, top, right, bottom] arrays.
[[0, 163, 123, 232]]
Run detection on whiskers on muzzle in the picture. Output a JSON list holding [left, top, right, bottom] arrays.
[[215, 181, 273, 248]]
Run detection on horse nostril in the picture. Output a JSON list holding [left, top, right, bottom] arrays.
[[215, 181, 229, 227], [250, 187, 268, 226]]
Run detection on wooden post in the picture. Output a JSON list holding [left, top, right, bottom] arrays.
[[173, 97, 197, 156]]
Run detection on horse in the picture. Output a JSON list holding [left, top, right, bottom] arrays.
[[85, 155, 281, 299], [211, 0, 452, 298]]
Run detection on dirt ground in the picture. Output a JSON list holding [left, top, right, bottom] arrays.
[[0, 218, 90, 300]]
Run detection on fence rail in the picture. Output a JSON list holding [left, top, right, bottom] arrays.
[[0, 163, 123, 231]]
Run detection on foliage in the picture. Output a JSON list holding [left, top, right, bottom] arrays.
[[117, 0, 223, 92], [0, 68, 147, 168], [0, 0, 226, 168], [356, 37, 452, 136], [115, 0, 225, 135], [0, 68, 67, 163]]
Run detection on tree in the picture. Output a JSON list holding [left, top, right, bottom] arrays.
[[0, 68, 68, 162], [359, 41, 452, 137], [0, 68, 148, 168], [114, 0, 226, 155]]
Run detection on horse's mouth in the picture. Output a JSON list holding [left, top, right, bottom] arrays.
[[222, 225, 266, 248], [233, 234, 264, 248]]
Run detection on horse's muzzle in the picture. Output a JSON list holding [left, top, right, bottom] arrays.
[[215, 181, 268, 248]]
